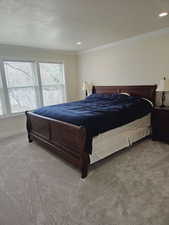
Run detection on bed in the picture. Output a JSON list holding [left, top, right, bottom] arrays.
[[26, 85, 156, 178]]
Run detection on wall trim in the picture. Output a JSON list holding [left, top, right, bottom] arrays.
[[79, 27, 169, 55]]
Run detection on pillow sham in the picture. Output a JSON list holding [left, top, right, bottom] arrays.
[[86, 93, 129, 100], [86, 93, 119, 100], [142, 98, 154, 107], [120, 92, 130, 96]]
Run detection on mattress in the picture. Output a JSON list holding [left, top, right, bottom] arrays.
[[90, 114, 151, 163]]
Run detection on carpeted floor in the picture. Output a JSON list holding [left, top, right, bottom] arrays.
[[0, 134, 169, 225]]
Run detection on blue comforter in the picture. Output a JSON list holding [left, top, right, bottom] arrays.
[[33, 94, 153, 153]]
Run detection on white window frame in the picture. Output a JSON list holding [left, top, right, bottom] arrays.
[[0, 59, 66, 118], [38, 61, 67, 105]]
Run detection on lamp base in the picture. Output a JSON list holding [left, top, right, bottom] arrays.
[[160, 92, 166, 108], [160, 104, 166, 108]]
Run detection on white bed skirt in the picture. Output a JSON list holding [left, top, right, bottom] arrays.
[[90, 114, 151, 163]]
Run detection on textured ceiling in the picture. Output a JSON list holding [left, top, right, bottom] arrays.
[[0, 0, 169, 51]]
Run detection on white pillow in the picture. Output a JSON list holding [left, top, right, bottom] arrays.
[[120, 92, 130, 96], [142, 98, 154, 107]]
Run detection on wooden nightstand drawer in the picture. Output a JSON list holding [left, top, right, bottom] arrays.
[[152, 107, 169, 143]]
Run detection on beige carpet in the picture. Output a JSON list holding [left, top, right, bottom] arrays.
[[0, 134, 169, 225]]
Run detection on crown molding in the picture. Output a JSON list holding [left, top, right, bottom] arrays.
[[0, 44, 77, 56], [78, 27, 169, 55]]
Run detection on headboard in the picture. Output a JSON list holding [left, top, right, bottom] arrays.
[[92, 85, 157, 104]]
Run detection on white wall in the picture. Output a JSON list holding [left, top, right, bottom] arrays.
[[0, 45, 78, 139], [78, 29, 169, 105]]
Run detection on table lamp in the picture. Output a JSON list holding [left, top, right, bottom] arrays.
[[82, 81, 92, 96], [156, 77, 169, 107]]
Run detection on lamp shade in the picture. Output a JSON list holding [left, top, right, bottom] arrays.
[[156, 78, 169, 92]]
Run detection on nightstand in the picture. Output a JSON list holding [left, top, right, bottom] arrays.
[[152, 107, 169, 143]]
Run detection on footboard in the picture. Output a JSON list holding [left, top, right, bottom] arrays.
[[25, 111, 90, 178]]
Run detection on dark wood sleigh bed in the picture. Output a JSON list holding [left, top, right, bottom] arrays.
[[26, 85, 157, 178]]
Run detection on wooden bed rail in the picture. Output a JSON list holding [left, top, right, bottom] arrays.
[[25, 111, 90, 178]]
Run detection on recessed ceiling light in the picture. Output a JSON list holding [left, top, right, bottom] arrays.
[[76, 41, 82, 45], [158, 12, 168, 17]]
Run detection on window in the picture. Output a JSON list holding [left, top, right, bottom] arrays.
[[4, 61, 37, 113], [39, 63, 65, 106], [0, 60, 66, 117]]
